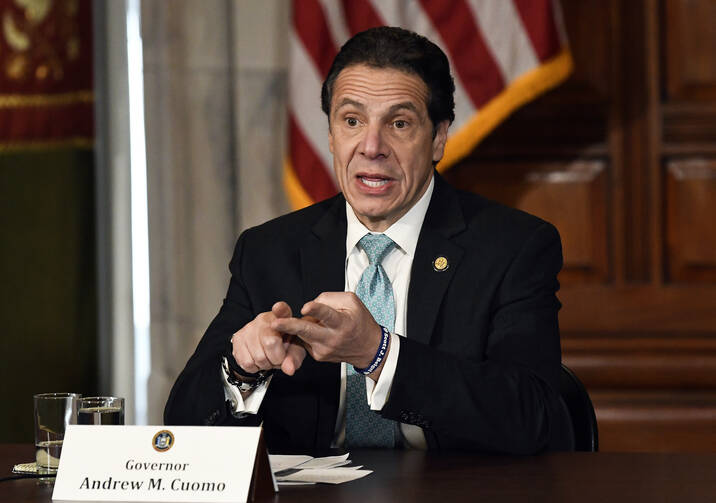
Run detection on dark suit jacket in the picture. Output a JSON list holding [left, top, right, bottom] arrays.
[[164, 174, 574, 454]]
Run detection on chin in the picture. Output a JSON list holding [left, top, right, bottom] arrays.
[[356, 207, 388, 220]]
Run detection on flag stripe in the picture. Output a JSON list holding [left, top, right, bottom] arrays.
[[370, 0, 477, 129], [466, 0, 539, 84], [319, 0, 351, 47], [550, 0, 570, 47], [289, 114, 337, 202], [289, 31, 334, 173], [512, 0, 561, 61], [419, 0, 505, 108], [293, 0, 339, 77], [341, 0, 384, 35]]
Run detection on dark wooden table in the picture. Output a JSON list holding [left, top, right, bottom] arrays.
[[2, 443, 716, 502]]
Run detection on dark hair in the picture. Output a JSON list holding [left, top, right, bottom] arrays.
[[321, 26, 455, 127]]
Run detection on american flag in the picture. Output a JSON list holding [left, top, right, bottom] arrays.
[[285, 0, 572, 209]]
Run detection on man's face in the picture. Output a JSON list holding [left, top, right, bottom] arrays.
[[328, 64, 448, 232]]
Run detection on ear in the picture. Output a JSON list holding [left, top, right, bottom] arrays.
[[328, 123, 334, 154], [431, 120, 449, 163]]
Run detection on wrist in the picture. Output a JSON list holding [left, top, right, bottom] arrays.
[[354, 325, 390, 376], [367, 336, 390, 381], [223, 358, 271, 393], [226, 337, 261, 378], [232, 371, 257, 383]]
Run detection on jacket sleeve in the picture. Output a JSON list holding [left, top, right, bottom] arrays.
[[381, 223, 573, 454], [163, 233, 264, 427]]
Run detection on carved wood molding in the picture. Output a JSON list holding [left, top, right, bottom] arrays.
[[563, 335, 716, 388], [593, 391, 716, 452], [559, 285, 716, 331]]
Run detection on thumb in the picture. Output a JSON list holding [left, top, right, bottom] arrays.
[[272, 301, 293, 319]]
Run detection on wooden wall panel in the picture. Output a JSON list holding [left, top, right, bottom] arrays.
[[664, 0, 716, 100], [448, 0, 716, 452], [558, 0, 613, 102], [594, 391, 716, 452], [663, 104, 716, 149], [563, 336, 716, 389], [559, 286, 716, 333], [666, 158, 716, 282], [444, 161, 609, 284]]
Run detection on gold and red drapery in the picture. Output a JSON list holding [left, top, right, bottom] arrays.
[[0, 0, 93, 150]]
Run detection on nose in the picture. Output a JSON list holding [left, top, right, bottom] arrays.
[[360, 123, 388, 160]]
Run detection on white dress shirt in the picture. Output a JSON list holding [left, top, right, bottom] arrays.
[[222, 175, 435, 449]]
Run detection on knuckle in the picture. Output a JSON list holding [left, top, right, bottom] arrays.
[[313, 347, 327, 361], [230, 336, 240, 350], [262, 334, 279, 349], [237, 355, 253, 370], [265, 348, 284, 365], [235, 325, 249, 340], [240, 330, 258, 346], [299, 322, 311, 337]]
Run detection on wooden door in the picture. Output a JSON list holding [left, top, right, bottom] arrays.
[[444, 0, 716, 452]]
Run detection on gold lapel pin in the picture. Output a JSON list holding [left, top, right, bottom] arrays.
[[433, 256, 449, 272]]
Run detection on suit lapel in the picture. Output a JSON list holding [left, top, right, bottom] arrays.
[[298, 195, 346, 449], [407, 174, 466, 346], [300, 195, 347, 300]]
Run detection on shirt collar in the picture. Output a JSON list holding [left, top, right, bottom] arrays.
[[345, 174, 434, 258]]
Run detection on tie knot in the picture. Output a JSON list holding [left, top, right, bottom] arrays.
[[359, 233, 395, 265]]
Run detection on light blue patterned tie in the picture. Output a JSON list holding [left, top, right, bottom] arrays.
[[345, 233, 398, 448]]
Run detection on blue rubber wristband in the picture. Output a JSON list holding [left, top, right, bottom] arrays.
[[354, 326, 390, 375]]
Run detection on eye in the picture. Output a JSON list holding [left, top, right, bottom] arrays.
[[346, 117, 359, 127], [393, 120, 407, 129]]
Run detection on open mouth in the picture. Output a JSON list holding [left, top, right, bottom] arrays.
[[358, 175, 391, 188]]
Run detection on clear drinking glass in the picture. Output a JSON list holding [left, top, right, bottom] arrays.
[[33, 392, 80, 476], [78, 396, 125, 425]]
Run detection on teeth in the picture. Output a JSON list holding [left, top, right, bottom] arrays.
[[360, 177, 388, 188]]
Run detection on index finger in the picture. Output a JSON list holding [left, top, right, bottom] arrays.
[[271, 316, 327, 343], [313, 291, 354, 311], [301, 301, 341, 328]]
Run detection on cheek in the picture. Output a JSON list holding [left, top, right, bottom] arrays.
[[332, 148, 353, 183], [336, 138, 359, 165], [400, 140, 429, 169]]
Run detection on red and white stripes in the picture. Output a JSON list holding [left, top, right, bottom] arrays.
[[285, 0, 572, 208]]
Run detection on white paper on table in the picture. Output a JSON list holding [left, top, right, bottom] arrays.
[[293, 453, 350, 469], [277, 467, 372, 484], [268, 454, 313, 472]]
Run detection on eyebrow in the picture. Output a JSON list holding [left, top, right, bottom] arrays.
[[334, 99, 421, 116], [387, 102, 420, 116], [334, 98, 365, 112]]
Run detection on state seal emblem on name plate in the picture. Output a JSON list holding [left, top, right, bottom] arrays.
[[152, 430, 174, 452]]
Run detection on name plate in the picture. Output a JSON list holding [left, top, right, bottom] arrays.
[[52, 425, 276, 502]]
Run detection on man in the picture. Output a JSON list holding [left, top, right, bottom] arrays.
[[165, 27, 573, 454]]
